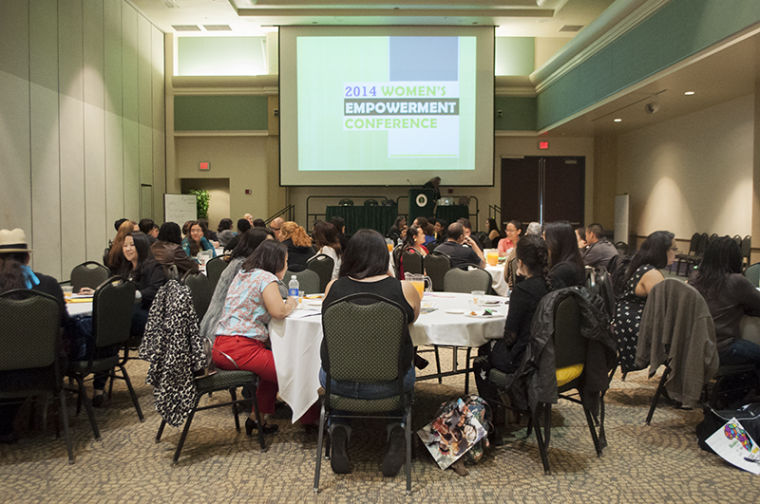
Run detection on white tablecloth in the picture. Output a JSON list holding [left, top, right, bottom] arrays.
[[65, 300, 93, 317], [485, 264, 509, 296], [269, 292, 508, 422]]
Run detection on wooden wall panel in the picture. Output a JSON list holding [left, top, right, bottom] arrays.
[[83, 0, 107, 260], [29, 0, 62, 278], [58, 0, 87, 276], [104, 0, 124, 231], [122, 4, 139, 220], [0, 2, 31, 230]]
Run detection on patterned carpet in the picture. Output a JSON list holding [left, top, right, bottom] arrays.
[[1, 351, 757, 503]]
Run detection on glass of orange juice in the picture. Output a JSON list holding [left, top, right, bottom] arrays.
[[387, 242, 394, 252]]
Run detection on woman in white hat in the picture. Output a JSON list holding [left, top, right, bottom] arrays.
[[0, 228, 71, 443]]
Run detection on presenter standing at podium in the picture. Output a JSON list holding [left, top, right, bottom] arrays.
[[423, 176, 442, 201]]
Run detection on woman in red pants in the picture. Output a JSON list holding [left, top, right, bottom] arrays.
[[211, 239, 302, 434]]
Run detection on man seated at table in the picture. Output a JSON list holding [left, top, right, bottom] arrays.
[[320, 229, 420, 477], [435, 222, 485, 269], [582, 223, 618, 270]]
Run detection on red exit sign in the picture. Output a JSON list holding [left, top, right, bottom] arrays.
[[538, 140, 549, 150]]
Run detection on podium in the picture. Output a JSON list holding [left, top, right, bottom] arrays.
[[408, 188, 436, 222]]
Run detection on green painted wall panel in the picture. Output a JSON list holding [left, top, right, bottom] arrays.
[[494, 96, 536, 131], [174, 95, 268, 130], [537, 0, 760, 129]]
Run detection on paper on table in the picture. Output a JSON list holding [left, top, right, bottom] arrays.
[[705, 417, 760, 474], [288, 309, 321, 319]]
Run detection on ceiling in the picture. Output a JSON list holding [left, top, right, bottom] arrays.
[[546, 29, 760, 136], [132, 0, 614, 37], [132, 1, 760, 137]]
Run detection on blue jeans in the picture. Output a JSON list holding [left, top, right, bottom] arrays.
[[719, 338, 760, 367]]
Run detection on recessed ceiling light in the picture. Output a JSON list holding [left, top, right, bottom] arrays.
[[684, 90, 696, 96], [613, 118, 622, 123]]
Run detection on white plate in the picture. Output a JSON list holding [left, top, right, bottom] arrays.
[[445, 309, 465, 314], [300, 299, 323, 308], [465, 312, 498, 318]]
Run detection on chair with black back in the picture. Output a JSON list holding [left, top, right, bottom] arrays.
[[614, 241, 629, 256], [285, 268, 321, 295], [205, 255, 229, 293], [363, 199, 378, 206], [314, 293, 413, 494], [307, 254, 335, 293], [401, 249, 423, 276], [337, 199, 354, 206], [423, 252, 450, 292], [733, 234, 743, 248], [443, 266, 492, 293], [675, 233, 699, 275], [391, 245, 403, 276], [745, 262, 760, 287], [68, 276, 144, 430], [0, 290, 95, 463], [488, 296, 604, 473], [182, 270, 213, 320], [69, 261, 110, 293], [741, 235, 752, 270]]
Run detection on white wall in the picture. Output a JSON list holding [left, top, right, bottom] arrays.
[[617, 94, 754, 239], [0, 0, 165, 279]]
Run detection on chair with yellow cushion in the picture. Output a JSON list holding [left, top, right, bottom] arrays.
[[488, 295, 604, 473]]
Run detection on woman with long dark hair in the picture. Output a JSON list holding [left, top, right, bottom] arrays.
[[201, 229, 273, 344], [398, 224, 429, 280], [181, 220, 216, 259], [212, 240, 306, 434], [151, 222, 198, 276], [691, 236, 760, 367], [312, 220, 342, 281], [543, 221, 585, 290], [321, 229, 420, 477], [613, 230, 676, 371]]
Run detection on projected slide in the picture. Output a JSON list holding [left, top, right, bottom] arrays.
[[279, 26, 494, 186], [296, 36, 476, 172]]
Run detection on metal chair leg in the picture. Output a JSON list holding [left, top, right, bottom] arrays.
[[58, 391, 74, 464], [646, 366, 670, 425], [313, 404, 326, 493], [532, 404, 550, 474], [464, 347, 472, 395], [75, 375, 100, 440], [156, 420, 167, 443], [119, 365, 144, 422], [173, 399, 200, 464], [405, 408, 412, 495], [434, 345, 442, 384]]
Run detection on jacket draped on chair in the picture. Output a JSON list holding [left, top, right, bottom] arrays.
[[139, 280, 207, 426]]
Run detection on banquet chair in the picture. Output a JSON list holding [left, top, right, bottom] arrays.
[[401, 249, 423, 276], [0, 290, 94, 464], [204, 255, 229, 293], [285, 268, 320, 294], [674, 233, 700, 275], [488, 296, 605, 473], [182, 270, 213, 320], [741, 235, 752, 270], [363, 199, 378, 206], [307, 253, 335, 292], [423, 251, 450, 291], [745, 262, 760, 287], [68, 276, 144, 431], [66, 261, 110, 293], [443, 266, 491, 293], [315, 293, 413, 494]]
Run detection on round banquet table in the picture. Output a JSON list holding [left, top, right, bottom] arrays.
[[485, 263, 509, 296], [269, 291, 508, 422]]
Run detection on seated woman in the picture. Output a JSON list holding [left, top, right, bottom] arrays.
[[181, 220, 217, 260], [497, 220, 522, 257], [487, 218, 502, 248], [544, 221, 586, 290], [398, 224, 428, 280], [278, 221, 315, 272], [151, 222, 199, 277], [312, 220, 342, 281], [613, 230, 676, 372], [212, 240, 312, 434], [387, 216, 407, 246], [200, 228, 272, 344], [320, 229, 421, 477], [474, 234, 549, 427], [105, 219, 136, 273], [0, 228, 72, 443], [690, 236, 760, 368]]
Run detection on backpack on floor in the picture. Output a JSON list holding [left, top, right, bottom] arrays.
[[696, 403, 760, 454]]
